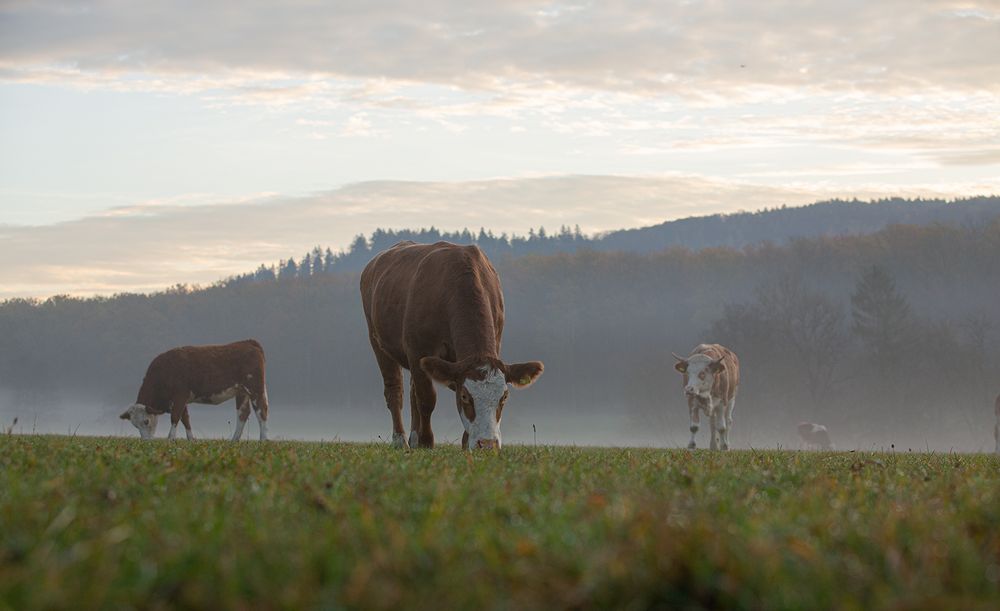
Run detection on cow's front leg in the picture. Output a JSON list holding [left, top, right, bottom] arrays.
[[168, 394, 187, 440], [687, 398, 700, 449], [181, 407, 195, 440]]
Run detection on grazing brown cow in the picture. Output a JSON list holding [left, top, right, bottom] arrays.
[[672, 344, 740, 450], [360, 241, 543, 450], [120, 339, 269, 441], [798, 422, 834, 450]]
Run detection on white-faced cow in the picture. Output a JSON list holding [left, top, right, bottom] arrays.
[[120, 339, 269, 441], [360, 241, 544, 450], [672, 344, 740, 450], [798, 422, 834, 450]]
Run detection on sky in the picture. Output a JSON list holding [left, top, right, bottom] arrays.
[[1, 0, 999, 298]]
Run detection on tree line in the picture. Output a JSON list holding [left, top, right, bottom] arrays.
[[226, 196, 1000, 283]]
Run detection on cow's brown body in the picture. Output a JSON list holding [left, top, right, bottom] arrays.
[[360, 241, 541, 449], [674, 343, 740, 450], [123, 339, 269, 440]]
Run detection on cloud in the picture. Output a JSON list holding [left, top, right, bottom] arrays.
[[3, 2, 997, 178], [2, 174, 996, 299], [2, 1, 998, 99]]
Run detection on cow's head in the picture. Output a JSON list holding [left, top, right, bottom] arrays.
[[673, 352, 725, 400], [420, 356, 543, 450], [119, 404, 158, 439]]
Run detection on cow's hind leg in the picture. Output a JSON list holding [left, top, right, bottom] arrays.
[[709, 406, 720, 451], [408, 381, 420, 449], [717, 398, 734, 451], [410, 368, 438, 449], [181, 407, 195, 440], [232, 391, 252, 441], [251, 385, 269, 441], [371, 346, 407, 448]]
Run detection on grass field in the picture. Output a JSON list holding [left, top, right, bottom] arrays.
[[1, 436, 998, 610]]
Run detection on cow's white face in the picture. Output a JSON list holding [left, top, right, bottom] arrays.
[[677, 355, 719, 400], [120, 404, 158, 439], [420, 356, 543, 451], [458, 367, 508, 450]]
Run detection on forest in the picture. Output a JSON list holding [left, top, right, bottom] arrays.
[[228, 196, 1000, 281], [1, 201, 999, 450]]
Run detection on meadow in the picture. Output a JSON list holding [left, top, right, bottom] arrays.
[[1, 436, 998, 610]]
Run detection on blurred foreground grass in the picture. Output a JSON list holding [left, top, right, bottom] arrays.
[[1, 435, 998, 609]]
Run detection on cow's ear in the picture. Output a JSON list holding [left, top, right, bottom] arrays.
[[420, 357, 462, 386], [672, 353, 688, 373], [708, 358, 726, 374], [507, 361, 544, 388], [119, 410, 131, 420]]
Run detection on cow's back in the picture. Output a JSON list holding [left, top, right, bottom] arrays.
[[691, 343, 740, 402], [361, 241, 503, 367], [138, 340, 264, 411]]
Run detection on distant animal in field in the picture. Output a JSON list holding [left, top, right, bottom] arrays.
[[673, 344, 740, 450], [120, 339, 269, 441], [360, 241, 544, 450], [798, 422, 834, 450], [994, 394, 999, 455]]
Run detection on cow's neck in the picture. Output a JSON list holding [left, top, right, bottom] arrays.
[[451, 324, 499, 361], [136, 384, 167, 414], [449, 312, 499, 361], [448, 277, 500, 360]]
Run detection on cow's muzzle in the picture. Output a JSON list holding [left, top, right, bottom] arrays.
[[476, 438, 499, 450]]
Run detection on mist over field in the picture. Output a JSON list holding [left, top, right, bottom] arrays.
[[2, 199, 998, 453]]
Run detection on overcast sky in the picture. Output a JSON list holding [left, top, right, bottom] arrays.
[[2, 1, 998, 298]]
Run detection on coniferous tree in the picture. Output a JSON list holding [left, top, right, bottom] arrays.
[[278, 258, 298, 280], [311, 247, 325, 274], [851, 265, 913, 374], [299, 253, 313, 278], [324, 248, 336, 273]]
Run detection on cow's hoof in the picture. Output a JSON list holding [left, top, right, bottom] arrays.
[[408, 430, 419, 449], [687, 442, 696, 449], [390, 432, 409, 449]]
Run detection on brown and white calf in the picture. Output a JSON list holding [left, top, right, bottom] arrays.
[[120, 339, 269, 441], [360, 241, 544, 450], [798, 422, 834, 450], [673, 344, 740, 450]]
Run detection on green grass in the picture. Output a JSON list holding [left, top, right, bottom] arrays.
[[1, 436, 998, 610]]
